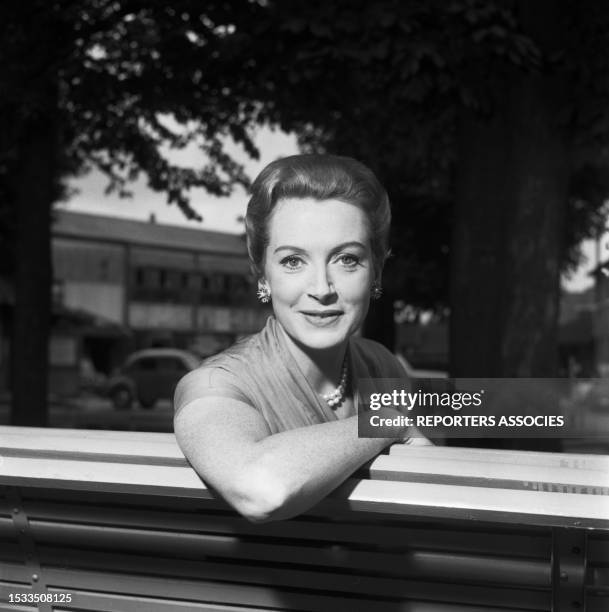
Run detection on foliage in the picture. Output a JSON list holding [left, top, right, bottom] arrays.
[[242, 0, 609, 300], [0, 0, 265, 226], [1, 0, 609, 304], [231, 0, 544, 307], [560, 2, 609, 271]]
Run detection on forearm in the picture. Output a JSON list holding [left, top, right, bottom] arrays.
[[175, 398, 409, 523], [239, 414, 401, 521]]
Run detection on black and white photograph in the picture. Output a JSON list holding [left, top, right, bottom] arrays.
[[1, 2, 608, 611]]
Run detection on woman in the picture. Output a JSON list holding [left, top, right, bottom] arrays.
[[174, 154, 423, 523]]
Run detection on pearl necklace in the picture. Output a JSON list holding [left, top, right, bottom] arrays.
[[321, 356, 349, 408]]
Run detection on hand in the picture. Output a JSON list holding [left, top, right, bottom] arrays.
[[401, 426, 434, 446], [403, 435, 434, 446]]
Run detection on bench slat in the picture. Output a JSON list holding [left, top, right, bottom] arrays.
[[35, 546, 550, 611], [41, 566, 537, 612], [0, 427, 185, 463], [370, 455, 609, 492], [14, 500, 551, 558], [0, 566, 31, 584], [341, 479, 609, 528], [0, 426, 174, 443], [3, 426, 608, 472], [28, 520, 550, 586], [0, 589, 37, 612], [0, 581, 274, 612], [2, 455, 608, 528], [0, 457, 211, 497], [389, 445, 609, 471]]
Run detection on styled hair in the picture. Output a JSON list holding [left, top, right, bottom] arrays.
[[245, 154, 391, 279]]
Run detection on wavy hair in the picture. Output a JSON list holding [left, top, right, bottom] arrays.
[[245, 154, 391, 279]]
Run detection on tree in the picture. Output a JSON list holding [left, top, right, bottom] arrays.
[[0, 1, 267, 424], [450, 0, 609, 378], [3, 0, 609, 426], [450, 0, 572, 377], [235, 0, 609, 374]]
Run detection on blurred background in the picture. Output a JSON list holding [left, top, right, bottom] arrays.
[[0, 1, 608, 450]]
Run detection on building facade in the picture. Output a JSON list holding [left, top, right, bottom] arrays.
[[52, 210, 269, 378]]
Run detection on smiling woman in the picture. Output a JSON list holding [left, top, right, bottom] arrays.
[[173, 154, 428, 523], [264, 197, 374, 356]]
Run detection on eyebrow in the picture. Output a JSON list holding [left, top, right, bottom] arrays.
[[273, 241, 367, 255]]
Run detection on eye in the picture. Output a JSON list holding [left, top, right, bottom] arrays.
[[280, 255, 304, 270], [336, 253, 361, 268]]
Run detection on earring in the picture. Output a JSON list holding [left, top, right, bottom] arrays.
[[371, 281, 383, 300], [257, 281, 271, 303]]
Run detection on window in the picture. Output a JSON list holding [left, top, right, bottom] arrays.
[[52, 279, 64, 305], [135, 267, 145, 287], [210, 274, 224, 294], [230, 274, 249, 294], [137, 268, 160, 288]]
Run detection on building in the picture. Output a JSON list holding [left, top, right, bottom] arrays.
[[50, 210, 269, 384]]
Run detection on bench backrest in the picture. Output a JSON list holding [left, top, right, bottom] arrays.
[[1, 426, 608, 612]]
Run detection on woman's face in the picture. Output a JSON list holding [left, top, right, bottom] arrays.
[[262, 197, 375, 352]]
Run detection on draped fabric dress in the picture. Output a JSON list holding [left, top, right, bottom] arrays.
[[174, 315, 407, 433]]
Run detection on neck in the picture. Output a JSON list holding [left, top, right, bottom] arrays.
[[275, 322, 348, 396]]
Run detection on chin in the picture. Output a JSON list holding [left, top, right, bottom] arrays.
[[291, 320, 354, 351], [299, 335, 344, 351]]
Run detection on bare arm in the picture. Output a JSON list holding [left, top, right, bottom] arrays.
[[173, 372, 405, 522]]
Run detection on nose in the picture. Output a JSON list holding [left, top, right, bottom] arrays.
[[307, 264, 336, 301]]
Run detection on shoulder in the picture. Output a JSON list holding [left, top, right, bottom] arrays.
[[174, 332, 263, 417], [198, 322, 272, 379], [350, 336, 407, 378]]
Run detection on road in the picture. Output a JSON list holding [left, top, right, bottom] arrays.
[[0, 395, 175, 432]]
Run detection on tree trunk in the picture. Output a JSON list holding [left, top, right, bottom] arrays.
[[10, 111, 57, 426], [449, 1, 570, 451], [450, 0, 570, 379]]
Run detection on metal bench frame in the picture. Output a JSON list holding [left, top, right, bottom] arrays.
[[1, 426, 608, 611]]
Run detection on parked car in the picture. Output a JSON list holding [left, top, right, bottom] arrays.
[[107, 348, 201, 410]]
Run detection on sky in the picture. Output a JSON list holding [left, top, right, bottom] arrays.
[[62, 126, 299, 235], [60, 126, 605, 294], [563, 236, 608, 292]]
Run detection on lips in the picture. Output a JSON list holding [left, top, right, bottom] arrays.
[[300, 311, 344, 327], [300, 311, 343, 317]]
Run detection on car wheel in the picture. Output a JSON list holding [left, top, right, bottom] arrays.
[[111, 386, 133, 410], [139, 396, 156, 410]]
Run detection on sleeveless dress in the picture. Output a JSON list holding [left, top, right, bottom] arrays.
[[174, 315, 407, 434]]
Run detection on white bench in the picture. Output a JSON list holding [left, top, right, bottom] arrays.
[[1, 426, 608, 611]]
